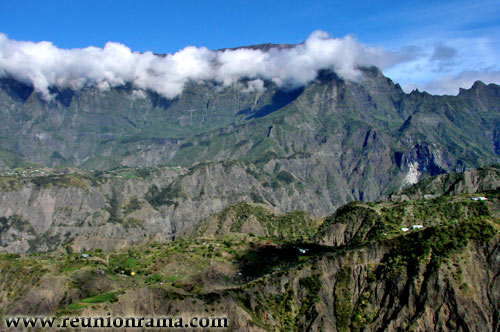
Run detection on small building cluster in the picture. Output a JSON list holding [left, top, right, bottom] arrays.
[[401, 225, 424, 232]]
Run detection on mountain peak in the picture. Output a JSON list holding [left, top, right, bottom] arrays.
[[217, 43, 297, 52], [459, 80, 500, 96], [471, 80, 486, 89]]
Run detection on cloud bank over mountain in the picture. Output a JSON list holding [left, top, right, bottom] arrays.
[[0, 30, 498, 98], [0, 31, 409, 99]]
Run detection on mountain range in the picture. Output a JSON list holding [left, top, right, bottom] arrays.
[[1, 65, 500, 251], [0, 168, 498, 331], [1, 53, 500, 331]]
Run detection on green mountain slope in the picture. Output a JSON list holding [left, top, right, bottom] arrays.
[[1, 68, 500, 205], [1, 184, 498, 331]]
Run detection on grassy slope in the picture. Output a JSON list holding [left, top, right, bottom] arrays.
[[0, 187, 498, 328]]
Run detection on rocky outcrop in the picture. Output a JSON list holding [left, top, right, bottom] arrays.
[[2, 162, 500, 253], [182, 202, 321, 240], [1, 68, 500, 254], [1, 192, 498, 331], [390, 166, 500, 201], [0, 162, 331, 253], [315, 203, 381, 247], [1, 69, 500, 205]]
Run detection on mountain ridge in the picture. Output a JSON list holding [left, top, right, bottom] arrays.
[[1, 67, 500, 254], [0, 176, 498, 331]]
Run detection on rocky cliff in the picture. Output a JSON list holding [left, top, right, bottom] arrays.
[[390, 165, 500, 201], [2, 163, 500, 254], [1, 68, 500, 199], [2, 66, 500, 253], [0, 162, 336, 253], [1, 187, 498, 331]]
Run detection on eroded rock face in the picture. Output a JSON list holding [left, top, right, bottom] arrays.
[[1, 69, 500, 253], [1, 186, 498, 331], [0, 163, 334, 253], [4, 236, 498, 332], [2, 164, 500, 254], [391, 166, 500, 201], [1, 72, 500, 177]]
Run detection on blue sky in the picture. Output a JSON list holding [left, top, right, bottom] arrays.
[[1, 0, 499, 95]]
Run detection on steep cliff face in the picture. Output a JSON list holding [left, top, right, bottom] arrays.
[[1, 189, 498, 331], [2, 163, 500, 254], [390, 165, 500, 201], [2, 66, 500, 254], [1, 69, 500, 203], [0, 162, 336, 253], [0, 168, 177, 252], [227, 237, 499, 332]]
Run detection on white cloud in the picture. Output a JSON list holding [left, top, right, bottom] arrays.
[[131, 89, 147, 99], [383, 36, 500, 95], [403, 70, 500, 95], [1, 31, 498, 99], [0, 31, 405, 100], [241, 79, 265, 93]]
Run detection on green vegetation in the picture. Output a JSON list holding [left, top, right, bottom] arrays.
[[67, 292, 117, 311], [146, 182, 186, 208], [0, 147, 39, 169], [0, 176, 22, 192], [350, 291, 373, 332], [0, 215, 34, 234], [275, 170, 295, 184], [194, 202, 321, 241], [395, 166, 500, 200], [145, 273, 165, 284], [106, 191, 121, 223], [0, 253, 48, 303], [108, 253, 141, 275], [318, 196, 497, 249], [80, 292, 117, 304], [30, 174, 89, 189], [377, 217, 497, 278], [0, 184, 498, 331], [266, 287, 296, 331], [334, 266, 353, 332], [297, 274, 321, 323], [318, 202, 389, 245], [122, 196, 143, 215]]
